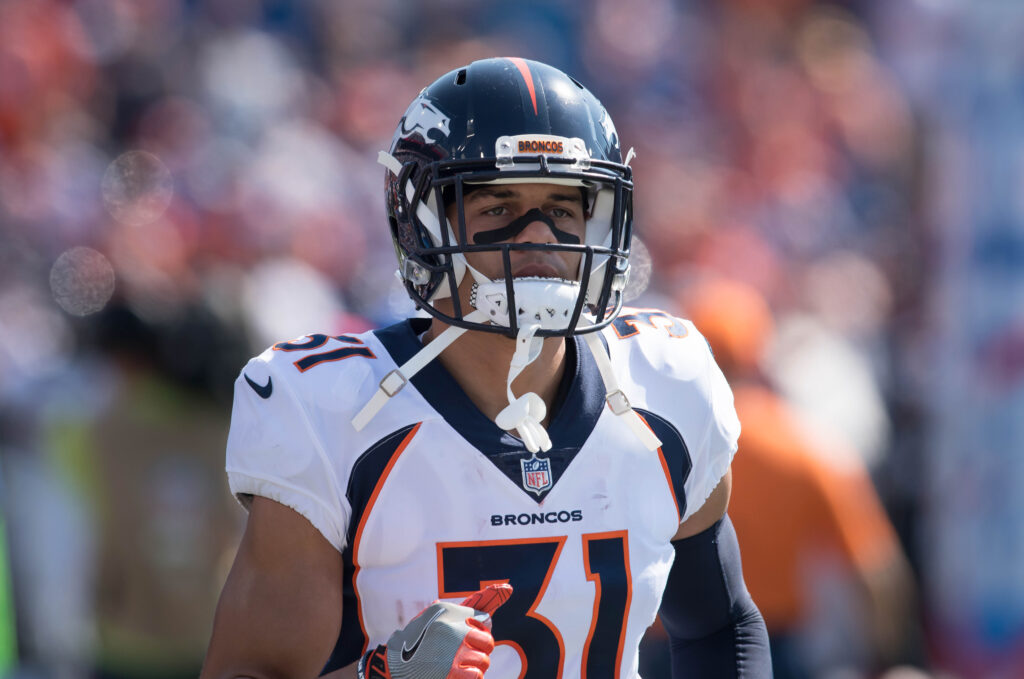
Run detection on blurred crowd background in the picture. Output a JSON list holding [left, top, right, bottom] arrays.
[[1, 0, 1023, 678]]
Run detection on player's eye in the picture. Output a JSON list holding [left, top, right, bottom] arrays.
[[549, 207, 574, 219], [482, 205, 508, 217]]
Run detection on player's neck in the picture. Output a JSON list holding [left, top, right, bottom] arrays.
[[424, 320, 568, 428]]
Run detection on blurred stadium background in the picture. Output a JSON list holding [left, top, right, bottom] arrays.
[[1, 0, 1023, 678]]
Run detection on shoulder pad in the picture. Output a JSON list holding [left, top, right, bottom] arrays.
[[602, 307, 709, 379]]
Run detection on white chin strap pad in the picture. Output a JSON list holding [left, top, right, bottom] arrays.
[[471, 277, 582, 332]]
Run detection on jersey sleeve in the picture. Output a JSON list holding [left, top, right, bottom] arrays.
[[225, 355, 350, 552], [681, 331, 742, 523]]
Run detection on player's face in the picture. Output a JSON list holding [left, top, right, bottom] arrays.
[[447, 182, 586, 281]]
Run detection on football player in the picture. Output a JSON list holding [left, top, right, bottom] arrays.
[[201, 57, 771, 679]]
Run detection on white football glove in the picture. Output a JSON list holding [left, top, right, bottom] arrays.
[[357, 584, 513, 679]]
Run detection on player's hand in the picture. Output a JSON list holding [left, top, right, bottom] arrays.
[[357, 583, 513, 679]]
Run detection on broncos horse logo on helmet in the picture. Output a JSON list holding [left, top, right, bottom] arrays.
[[396, 94, 452, 144]]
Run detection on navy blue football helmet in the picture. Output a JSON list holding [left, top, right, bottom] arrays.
[[382, 57, 634, 337]]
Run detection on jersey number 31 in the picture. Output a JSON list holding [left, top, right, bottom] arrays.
[[438, 531, 630, 678]]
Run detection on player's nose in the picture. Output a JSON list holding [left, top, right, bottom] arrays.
[[511, 211, 558, 244]]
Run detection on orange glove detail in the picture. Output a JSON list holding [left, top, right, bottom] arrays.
[[357, 584, 512, 679]]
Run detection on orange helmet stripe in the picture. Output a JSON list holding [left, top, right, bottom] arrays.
[[507, 57, 538, 115]]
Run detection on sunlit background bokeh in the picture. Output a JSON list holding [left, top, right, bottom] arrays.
[[2, 1, 1024, 678]]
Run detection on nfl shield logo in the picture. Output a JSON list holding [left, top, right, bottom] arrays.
[[520, 454, 552, 496]]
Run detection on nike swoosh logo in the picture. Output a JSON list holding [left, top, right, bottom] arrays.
[[401, 608, 444, 662], [244, 374, 273, 399]]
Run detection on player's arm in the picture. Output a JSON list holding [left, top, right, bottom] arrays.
[[659, 469, 772, 678], [200, 495, 343, 679]]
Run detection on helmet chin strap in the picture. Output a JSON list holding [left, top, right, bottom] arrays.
[[351, 309, 490, 432], [351, 277, 573, 449], [470, 277, 578, 452], [494, 322, 550, 453], [352, 277, 661, 453], [578, 322, 663, 451]]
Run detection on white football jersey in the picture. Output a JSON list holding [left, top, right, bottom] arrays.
[[226, 308, 740, 678]]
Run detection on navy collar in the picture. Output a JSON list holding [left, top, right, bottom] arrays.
[[373, 318, 605, 502]]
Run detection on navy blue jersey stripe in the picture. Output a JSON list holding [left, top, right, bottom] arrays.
[[635, 409, 692, 522], [321, 423, 420, 674]]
